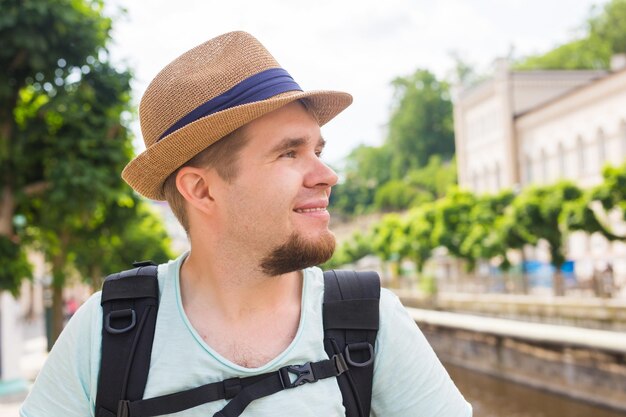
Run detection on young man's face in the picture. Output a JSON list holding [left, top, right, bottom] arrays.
[[213, 101, 339, 275]]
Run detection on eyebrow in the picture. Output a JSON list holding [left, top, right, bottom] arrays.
[[268, 136, 326, 155]]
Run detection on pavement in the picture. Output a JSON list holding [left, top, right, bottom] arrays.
[[0, 333, 48, 417]]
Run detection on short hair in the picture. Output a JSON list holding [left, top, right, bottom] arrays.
[[162, 126, 249, 233], [163, 99, 318, 234]]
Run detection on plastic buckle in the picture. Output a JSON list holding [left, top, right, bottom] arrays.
[[279, 362, 315, 388], [105, 309, 136, 334], [117, 400, 130, 417], [333, 354, 349, 375], [344, 342, 374, 367]]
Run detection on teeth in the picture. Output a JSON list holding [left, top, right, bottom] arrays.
[[296, 208, 326, 213]]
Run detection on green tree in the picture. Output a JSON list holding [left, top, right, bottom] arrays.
[[374, 180, 420, 211], [387, 69, 454, 177], [0, 0, 112, 294], [503, 182, 582, 296], [514, 39, 607, 70], [406, 155, 457, 199], [330, 144, 392, 217], [323, 230, 372, 270], [403, 204, 436, 273], [589, 0, 626, 56], [461, 190, 515, 267], [430, 187, 477, 270], [372, 156, 457, 212], [73, 200, 175, 291], [0, 234, 32, 296], [370, 213, 405, 286], [515, 0, 626, 70], [22, 59, 136, 343]]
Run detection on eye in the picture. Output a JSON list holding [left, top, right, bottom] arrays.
[[315, 149, 323, 158], [280, 150, 297, 158]]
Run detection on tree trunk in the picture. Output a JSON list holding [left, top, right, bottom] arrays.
[[0, 184, 15, 237], [519, 250, 529, 295], [51, 284, 64, 345], [90, 265, 103, 293], [553, 269, 566, 297], [50, 242, 69, 347]]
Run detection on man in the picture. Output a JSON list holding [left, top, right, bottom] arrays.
[[20, 31, 471, 416]]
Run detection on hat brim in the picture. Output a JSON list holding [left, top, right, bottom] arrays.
[[122, 89, 352, 200]]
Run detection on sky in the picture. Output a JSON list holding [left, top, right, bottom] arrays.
[[105, 0, 605, 167]]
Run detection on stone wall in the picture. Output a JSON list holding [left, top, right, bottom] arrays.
[[398, 291, 626, 331], [408, 308, 626, 411]]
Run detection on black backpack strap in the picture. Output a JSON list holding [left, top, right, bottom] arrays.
[[96, 262, 159, 417], [323, 270, 380, 417], [109, 355, 350, 417]]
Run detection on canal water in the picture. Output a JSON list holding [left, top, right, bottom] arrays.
[[445, 363, 626, 417]]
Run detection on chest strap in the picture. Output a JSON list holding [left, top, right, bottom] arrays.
[[112, 354, 349, 417]]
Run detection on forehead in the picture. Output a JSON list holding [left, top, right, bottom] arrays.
[[241, 101, 321, 149]]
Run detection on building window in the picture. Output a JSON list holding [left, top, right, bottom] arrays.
[[621, 120, 626, 159], [525, 155, 533, 184], [597, 128, 606, 168], [541, 149, 548, 183], [577, 136, 585, 178], [557, 142, 565, 178], [483, 166, 490, 193], [495, 162, 501, 190]]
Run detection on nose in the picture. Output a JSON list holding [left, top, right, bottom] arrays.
[[305, 157, 339, 189]]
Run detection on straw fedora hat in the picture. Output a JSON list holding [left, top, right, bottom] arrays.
[[122, 31, 353, 200]]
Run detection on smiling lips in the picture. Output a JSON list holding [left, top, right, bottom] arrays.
[[295, 207, 327, 213], [294, 200, 329, 215]]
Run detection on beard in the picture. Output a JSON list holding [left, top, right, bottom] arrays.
[[259, 230, 336, 276]]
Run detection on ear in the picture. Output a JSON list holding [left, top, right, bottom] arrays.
[[175, 166, 215, 215]]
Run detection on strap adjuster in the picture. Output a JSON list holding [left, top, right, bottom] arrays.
[[279, 362, 315, 388], [333, 353, 349, 375]]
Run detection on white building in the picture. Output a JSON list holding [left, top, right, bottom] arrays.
[[453, 56, 626, 289]]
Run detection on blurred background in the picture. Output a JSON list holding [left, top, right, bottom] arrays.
[[1, 0, 626, 416]]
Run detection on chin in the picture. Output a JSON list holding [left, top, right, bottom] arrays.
[[259, 230, 336, 276]]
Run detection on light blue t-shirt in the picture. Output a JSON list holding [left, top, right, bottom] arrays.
[[21, 254, 471, 416]]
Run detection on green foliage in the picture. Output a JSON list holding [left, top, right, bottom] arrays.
[[374, 180, 420, 211], [372, 156, 458, 211], [0, 235, 32, 296], [593, 162, 626, 215], [21, 59, 137, 290], [589, 0, 626, 55], [370, 213, 405, 263], [0, 0, 113, 173], [514, 0, 626, 70], [0, 0, 119, 296], [502, 182, 582, 268], [332, 154, 456, 217], [72, 200, 174, 287], [330, 145, 392, 217], [431, 187, 478, 269], [461, 191, 515, 269], [322, 231, 372, 270], [387, 69, 454, 177], [563, 161, 626, 240], [406, 155, 457, 199], [514, 39, 608, 70], [403, 204, 436, 272], [332, 163, 626, 283]]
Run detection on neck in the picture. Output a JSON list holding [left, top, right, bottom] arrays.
[[179, 243, 303, 322]]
